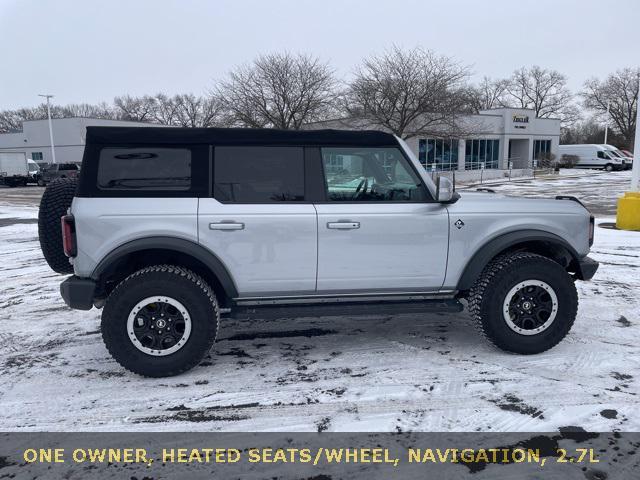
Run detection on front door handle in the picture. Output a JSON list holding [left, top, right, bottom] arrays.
[[209, 222, 245, 231], [327, 221, 360, 230]]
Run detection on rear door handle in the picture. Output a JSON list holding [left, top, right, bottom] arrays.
[[327, 221, 360, 230], [209, 222, 245, 231]]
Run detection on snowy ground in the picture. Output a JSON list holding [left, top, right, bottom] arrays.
[[0, 170, 638, 432]]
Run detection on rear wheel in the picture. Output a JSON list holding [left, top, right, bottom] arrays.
[[101, 265, 219, 377], [468, 252, 578, 354], [38, 177, 78, 273]]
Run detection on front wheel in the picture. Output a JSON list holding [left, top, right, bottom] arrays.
[[101, 265, 220, 377], [468, 252, 578, 354], [604, 164, 614, 172]]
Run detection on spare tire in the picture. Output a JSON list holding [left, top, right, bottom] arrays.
[[38, 177, 78, 274]]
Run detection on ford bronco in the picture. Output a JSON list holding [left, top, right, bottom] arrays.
[[38, 127, 598, 377]]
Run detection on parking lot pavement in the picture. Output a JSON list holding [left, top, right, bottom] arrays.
[[0, 171, 638, 432], [0, 184, 44, 206], [460, 170, 632, 216]]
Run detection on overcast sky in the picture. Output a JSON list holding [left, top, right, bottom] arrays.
[[0, 0, 638, 109]]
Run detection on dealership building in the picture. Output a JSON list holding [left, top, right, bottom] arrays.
[[0, 117, 157, 166], [1, 108, 560, 181], [310, 108, 561, 181]]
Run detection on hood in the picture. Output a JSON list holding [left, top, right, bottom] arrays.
[[453, 190, 589, 215]]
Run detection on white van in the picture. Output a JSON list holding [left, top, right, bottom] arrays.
[[558, 144, 626, 171], [27, 159, 40, 182], [602, 144, 632, 170]]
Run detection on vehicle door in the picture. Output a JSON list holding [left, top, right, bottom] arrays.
[[314, 146, 449, 292], [596, 150, 611, 168], [198, 146, 318, 297]]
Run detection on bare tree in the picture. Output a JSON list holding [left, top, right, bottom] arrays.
[[216, 52, 337, 129], [0, 110, 28, 132], [505, 66, 578, 124], [149, 94, 179, 125], [173, 94, 225, 127], [560, 116, 627, 146], [63, 102, 116, 119], [343, 46, 470, 139], [0, 103, 100, 132], [582, 67, 639, 150], [465, 76, 511, 113], [113, 95, 157, 122]]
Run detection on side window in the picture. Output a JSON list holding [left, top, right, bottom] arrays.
[[597, 151, 608, 159], [320, 147, 427, 202], [214, 146, 304, 203], [97, 148, 191, 190]]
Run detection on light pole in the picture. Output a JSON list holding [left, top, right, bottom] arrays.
[[630, 106, 640, 192], [603, 101, 610, 145], [616, 103, 640, 230], [38, 94, 56, 164]]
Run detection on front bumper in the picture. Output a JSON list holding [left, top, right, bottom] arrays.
[[575, 256, 599, 281], [60, 276, 96, 310]]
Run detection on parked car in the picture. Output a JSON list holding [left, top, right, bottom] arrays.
[[0, 152, 30, 187], [38, 127, 598, 377], [37, 162, 80, 186], [558, 144, 627, 171]]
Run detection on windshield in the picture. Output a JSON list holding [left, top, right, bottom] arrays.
[[395, 136, 437, 197]]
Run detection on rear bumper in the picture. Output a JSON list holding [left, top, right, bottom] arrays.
[[60, 276, 96, 310], [575, 256, 599, 281]]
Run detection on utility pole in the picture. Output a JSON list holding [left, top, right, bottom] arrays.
[[631, 105, 639, 192], [603, 101, 610, 145], [38, 94, 57, 164], [616, 103, 640, 230]]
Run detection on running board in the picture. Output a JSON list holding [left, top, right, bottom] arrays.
[[225, 299, 464, 320]]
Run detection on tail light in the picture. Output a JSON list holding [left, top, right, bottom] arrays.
[[589, 215, 595, 247], [61, 215, 77, 257]]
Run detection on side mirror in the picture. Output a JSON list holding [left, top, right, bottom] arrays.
[[436, 176, 457, 203]]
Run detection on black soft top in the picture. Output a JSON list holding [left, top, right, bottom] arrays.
[[85, 126, 398, 147]]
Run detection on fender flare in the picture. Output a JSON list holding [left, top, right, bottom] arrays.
[[455, 229, 580, 291], [91, 236, 238, 298]]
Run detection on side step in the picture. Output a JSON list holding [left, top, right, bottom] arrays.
[[225, 299, 464, 320]]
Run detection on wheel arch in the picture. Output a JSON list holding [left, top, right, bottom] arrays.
[[456, 230, 581, 292], [91, 236, 238, 306]]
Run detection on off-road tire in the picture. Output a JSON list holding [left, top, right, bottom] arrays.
[[101, 265, 220, 377], [468, 252, 578, 354], [38, 177, 78, 274]]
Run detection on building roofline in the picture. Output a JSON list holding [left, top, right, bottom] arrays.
[[21, 117, 154, 124]]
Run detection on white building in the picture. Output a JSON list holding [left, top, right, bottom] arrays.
[[310, 108, 560, 181], [0, 117, 159, 166]]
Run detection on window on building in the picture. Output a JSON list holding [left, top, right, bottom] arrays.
[[31, 152, 43, 161], [214, 146, 304, 202], [533, 140, 552, 160], [98, 147, 191, 190], [465, 139, 499, 170], [417, 138, 458, 171], [320, 147, 427, 202]]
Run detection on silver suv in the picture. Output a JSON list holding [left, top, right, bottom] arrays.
[[38, 127, 598, 377]]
